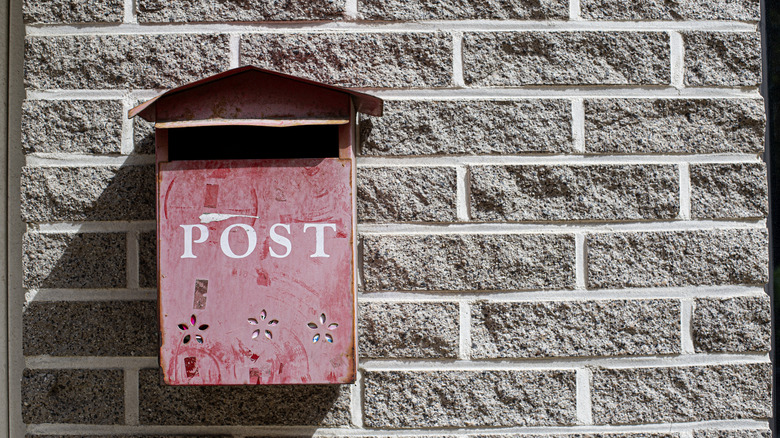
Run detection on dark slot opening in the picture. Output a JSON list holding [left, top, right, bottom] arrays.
[[167, 125, 340, 161]]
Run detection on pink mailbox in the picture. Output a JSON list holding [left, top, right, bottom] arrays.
[[129, 66, 383, 385]]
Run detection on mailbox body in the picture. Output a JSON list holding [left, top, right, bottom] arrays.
[[130, 67, 382, 385]]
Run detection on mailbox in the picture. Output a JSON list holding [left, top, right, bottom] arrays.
[[129, 66, 382, 385]]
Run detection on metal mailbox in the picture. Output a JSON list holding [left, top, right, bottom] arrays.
[[129, 66, 383, 385]]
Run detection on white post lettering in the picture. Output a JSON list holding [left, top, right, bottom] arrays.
[[180, 224, 209, 259], [269, 223, 292, 258], [303, 223, 336, 258], [220, 224, 257, 259]]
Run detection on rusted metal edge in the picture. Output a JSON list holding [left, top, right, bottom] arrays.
[[155, 118, 350, 128], [129, 65, 383, 121]]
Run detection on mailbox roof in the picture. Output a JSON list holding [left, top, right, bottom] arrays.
[[129, 66, 383, 122]]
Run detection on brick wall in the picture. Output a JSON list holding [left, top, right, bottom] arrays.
[[17, 0, 771, 436]]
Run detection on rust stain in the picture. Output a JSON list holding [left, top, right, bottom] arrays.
[[192, 279, 208, 310]]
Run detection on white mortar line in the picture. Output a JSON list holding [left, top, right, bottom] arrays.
[[28, 220, 156, 233], [458, 301, 471, 360], [344, 0, 358, 19], [455, 166, 470, 221], [452, 32, 465, 87], [126, 230, 140, 289], [357, 154, 763, 167], [571, 98, 585, 153], [350, 369, 363, 427], [679, 162, 692, 220], [229, 33, 240, 68], [575, 368, 592, 425], [122, 0, 137, 24], [681, 298, 696, 354], [26, 87, 764, 101], [23, 20, 759, 36], [25, 153, 155, 167], [25, 356, 158, 369], [120, 97, 135, 155], [25, 289, 156, 302], [358, 219, 766, 234], [569, 0, 581, 20], [23, 422, 773, 436], [575, 233, 586, 290], [359, 286, 768, 302], [361, 353, 770, 371], [124, 368, 140, 425], [679, 431, 695, 438], [670, 31, 685, 89]]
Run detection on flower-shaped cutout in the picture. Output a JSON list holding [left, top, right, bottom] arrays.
[[178, 314, 209, 344], [248, 309, 278, 340], [308, 313, 338, 344]]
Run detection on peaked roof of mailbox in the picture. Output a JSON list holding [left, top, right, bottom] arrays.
[[129, 65, 383, 121]]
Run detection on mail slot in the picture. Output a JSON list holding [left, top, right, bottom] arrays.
[[129, 66, 383, 385]]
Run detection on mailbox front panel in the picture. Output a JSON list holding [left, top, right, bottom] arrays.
[[158, 158, 355, 385]]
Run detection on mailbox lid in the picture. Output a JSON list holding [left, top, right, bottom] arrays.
[[158, 158, 355, 385]]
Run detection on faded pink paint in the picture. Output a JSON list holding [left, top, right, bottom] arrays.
[[158, 158, 355, 385]]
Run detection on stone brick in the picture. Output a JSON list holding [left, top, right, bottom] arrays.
[[592, 364, 771, 424], [23, 0, 124, 23], [23, 232, 126, 289], [139, 369, 350, 425], [240, 33, 452, 88], [683, 32, 761, 87], [362, 234, 575, 291], [133, 109, 156, 155], [22, 166, 155, 222], [358, 167, 457, 223], [364, 370, 576, 427], [693, 431, 771, 438], [139, 231, 157, 289], [587, 229, 768, 289], [359, 100, 573, 156], [137, 0, 343, 22], [22, 100, 123, 154], [463, 32, 670, 86], [584, 99, 765, 154], [693, 296, 771, 353], [470, 165, 679, 221], [359, 0, 567, 20], [358, 302, 459, 358], [690, 163, 768, 219], [23, 301, 157, 356], [581, 0, 759, 21], [22, 369, 124, 424], [25, 34, 230, 90], [471, 299, 680, 358]]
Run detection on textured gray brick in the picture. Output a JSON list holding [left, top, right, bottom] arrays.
[[693, 431, 771, 438], [587, 229, 768, 289], [139, 369, 350, 425], [22, 100, 123, 154], [25, 34, 230, 90], [693, 296, 771, 353], [470, 165, 679, 221], [362, 234, 575, 291], [584, 99, 765, 154], [358, 302, 459, 359], [137, 0, 343, 22], [471, 300, 680, 358], [592, 364, 771, 424], [139, 231, 157, 289], [683, 32, 761, 87], [364, 370, 577, 427], [359, 0, 567, 20], [240, 33, 452, 88], [359, 100, 573, 156], [24, 0, 124, 23], [22, 369, 124, 424], [22, 166, 155, 222], [358, 167, 457, 223], [463, 32, 670, 86], [690, 163, 768, 219], [581, 0, 759, 20], [133, 104, 156, 155], [23, 232, 126, 289], [23, 301, 157, 356]]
